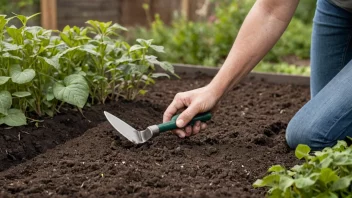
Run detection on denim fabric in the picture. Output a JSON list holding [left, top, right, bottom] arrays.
[[285, 0, 352, 150]]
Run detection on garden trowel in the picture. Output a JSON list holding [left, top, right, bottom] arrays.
[[104, 111, 212, 144]]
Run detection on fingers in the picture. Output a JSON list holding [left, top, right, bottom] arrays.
[[192, 121, 201, 135], [185, 126, 192, 137], [176, 105, 199, 128], [201, 123, 207, 130], [174, 129, 186, 138], [163, 93, 188, 123], [173, 121, 207, 138]]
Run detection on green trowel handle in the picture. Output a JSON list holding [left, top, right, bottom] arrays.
[[157, 112, 212, 133]]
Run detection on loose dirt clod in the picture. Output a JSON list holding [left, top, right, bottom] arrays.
[[0, 77, 309, 197]]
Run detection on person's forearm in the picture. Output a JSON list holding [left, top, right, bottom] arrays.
[[209, 0, 299, 97]]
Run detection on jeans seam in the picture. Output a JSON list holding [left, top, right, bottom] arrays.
[[323, 106, 352, 142], [341, 31, 352, 68]]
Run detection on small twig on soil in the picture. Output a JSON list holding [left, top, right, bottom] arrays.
[[77, 107, 86, 119], [21, 130, 30, 135], [5, 150, 16, 160], [27, 117, 44, 123]]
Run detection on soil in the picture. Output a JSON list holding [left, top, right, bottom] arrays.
[[0, 76, 310, 197]]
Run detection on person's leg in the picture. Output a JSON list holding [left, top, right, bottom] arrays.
[[310, 0, 352, 97], [286, 0, 352, 150], [286, 59, 352, 150]]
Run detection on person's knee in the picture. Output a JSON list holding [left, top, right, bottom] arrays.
[[285, 118, 303, 149], [285, 115, 315, 149], [286, 115, 333, 150]]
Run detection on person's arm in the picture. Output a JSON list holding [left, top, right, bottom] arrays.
[[163, 0, 300, 138], [209, 0, 300, 97]]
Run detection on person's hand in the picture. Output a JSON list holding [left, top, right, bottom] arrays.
[[163, 85, 221, 138]]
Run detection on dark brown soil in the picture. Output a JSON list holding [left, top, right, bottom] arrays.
[[0, 99, 157, 172], [0, 77, 310, 197]]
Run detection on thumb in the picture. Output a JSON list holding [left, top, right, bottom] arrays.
[[176, 105, 200, 128]]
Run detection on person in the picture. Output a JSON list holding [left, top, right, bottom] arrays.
[[162, 0, 352, 151]]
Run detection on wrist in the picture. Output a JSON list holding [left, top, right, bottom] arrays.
[[206, 80, 227, 101]]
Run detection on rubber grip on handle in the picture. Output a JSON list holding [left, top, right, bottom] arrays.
[[157, 112, 212, 133]]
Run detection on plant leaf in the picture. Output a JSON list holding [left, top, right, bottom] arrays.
[[6, 26, 23, 44], [295, 144, 311, 159], [10, 64, 36, 84], [109, 23, 127, 32], [138, 89, 148, 95], [150, 45, 165, 53], [53, 74, 89, 108], [80, 44, 100, 56], [46, 86, 55, 101], [39, 56, 60, 70], [159, 62, 174, 73], [0, 108, 26, 126], [2, 52, 22, 60], [137, 38, 153, 47], [316, 192, 338, 198], [60, 32, 72, 47], [129, 44, 145, 52], [320, 156, 333, 168], [319, 168, 339, 185], [331, 176, 352, 191], [56, 46, 80, 58], [294, 177, 315, 188], [253, 174, 280, 188], [152, 73, 170, 79], [1, 41, 22, 51], [268, 165, 286, 173], [0, 76, 11, 85], [0, 91, 12, 115], [12, 91, 31, 98], [279, 176, 294, 191], [15, 13, 40, 26]]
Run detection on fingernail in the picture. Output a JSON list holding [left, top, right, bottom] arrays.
[[176, 119, 184, 127], [179, 133, 185, 138]]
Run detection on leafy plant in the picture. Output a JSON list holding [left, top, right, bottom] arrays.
[[0, 13, 89, 124], [0, 14, 175, 126], [59, 20, 176, 104], [254, 141, 352, 197]]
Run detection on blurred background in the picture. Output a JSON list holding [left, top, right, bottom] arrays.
[[0, 0, 316, 75]]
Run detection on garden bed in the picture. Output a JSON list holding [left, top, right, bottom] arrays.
[[0, 75, 310, 197]]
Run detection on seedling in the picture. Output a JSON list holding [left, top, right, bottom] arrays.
[[254, 141, 352, 197]]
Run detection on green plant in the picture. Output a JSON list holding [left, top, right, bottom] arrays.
[[59, 20, 177, 104], [254, 62, 310, 76], [117, 38, 176, 101], [131, 0, 312, 73], [0, 0, 38, 15], [265, 18, 312, 62], [254, 141, 352, 197], [0, 14, 175, 127], [0, 13, 90, 125]]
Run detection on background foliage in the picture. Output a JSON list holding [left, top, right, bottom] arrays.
[[132, 0, 315, 75]]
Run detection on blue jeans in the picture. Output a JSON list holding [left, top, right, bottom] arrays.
[[285, 0, 352, 150]]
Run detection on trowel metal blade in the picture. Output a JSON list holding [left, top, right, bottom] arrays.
[[104, 111, 142, 144]]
